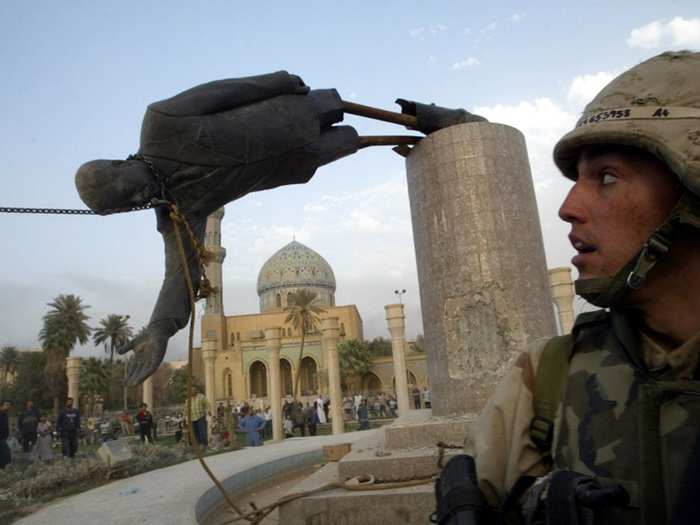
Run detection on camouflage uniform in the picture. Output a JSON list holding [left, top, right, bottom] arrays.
[[473, 310, 700, 522], [473, 51, 700, 524]]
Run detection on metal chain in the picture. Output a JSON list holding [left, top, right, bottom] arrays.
[[1, 154, 166, 216], [0, 204, 153, 215]]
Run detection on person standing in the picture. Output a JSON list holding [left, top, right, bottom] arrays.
[[0, 400, 12, 469], [32, 414, 54, 462], [315, 395, 327, 424], [136, 403, 154, 444], [357, 399, 370, 431], [422, 387, 431, 409], [188, 387, 209, 447], [17, 399, 40, 454], [306, 404, 320, 436], [411, 386, 421, 409], [57, 397, 80, 458], [238, 407, 265, 447], [291, 401, 306, 437]]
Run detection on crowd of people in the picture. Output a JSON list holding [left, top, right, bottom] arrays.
[[0, 384, 432, 468]]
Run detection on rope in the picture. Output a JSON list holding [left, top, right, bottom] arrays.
[[168, 202, 249, 521], [0, 204, 153, 215]]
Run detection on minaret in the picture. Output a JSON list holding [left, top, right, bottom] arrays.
[[200, 207, 227, 404], [204, 207, 226, 315]]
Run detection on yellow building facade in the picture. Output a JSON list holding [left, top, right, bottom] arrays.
[[194, 208, 427, 406]]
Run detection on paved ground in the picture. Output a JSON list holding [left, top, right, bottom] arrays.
[[16, 431, 374, 525]]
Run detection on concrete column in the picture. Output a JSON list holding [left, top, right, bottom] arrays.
[[204, 207, 226, 316], [322, 317, 343, 435], [142, 376, 154, 410], [385, 304, 410, 415], [549, 267, 575, 334], [66, 357, 81, 409], [202, 340, 218, 414], [265, 327, 283, 441], [405, 122, 557, 416]]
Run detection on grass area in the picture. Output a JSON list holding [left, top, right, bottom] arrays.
[[0, 418, 393, 524]]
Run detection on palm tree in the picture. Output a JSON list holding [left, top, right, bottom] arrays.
[[284, 289, 324, 398], [338, 340, 373, 392], [79, 357, 110, 416], [93, 314, 133, 363], [0, 345, 20, 383], [38, 294, 91, 411]]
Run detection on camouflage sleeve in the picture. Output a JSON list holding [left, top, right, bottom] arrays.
[[469, 337, 552, 508]]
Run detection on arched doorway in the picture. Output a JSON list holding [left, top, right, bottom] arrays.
[[249, 361, 268, 398], [299, 356, 318, 395], [280, 359, 293, 396], [362, 372, 382, 394], [223, 368, 233, 398]]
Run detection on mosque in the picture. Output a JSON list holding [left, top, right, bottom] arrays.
[[193, 208, 428, 405]]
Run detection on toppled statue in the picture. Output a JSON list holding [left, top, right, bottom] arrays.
[[75, 70, 485, 385]]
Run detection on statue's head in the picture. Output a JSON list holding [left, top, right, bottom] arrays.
[[75, 159, 160, 215]]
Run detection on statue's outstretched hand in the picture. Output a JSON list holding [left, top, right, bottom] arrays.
[[395, 98, 487, 134], [117, 319, 176, 386]]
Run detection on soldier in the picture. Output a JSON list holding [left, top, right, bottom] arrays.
[[463, 51, 700, 525]]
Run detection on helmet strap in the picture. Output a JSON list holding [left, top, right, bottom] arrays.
[[574, 191, 700, 308]]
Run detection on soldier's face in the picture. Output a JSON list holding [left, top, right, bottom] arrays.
[[559, 146, 681, 281]]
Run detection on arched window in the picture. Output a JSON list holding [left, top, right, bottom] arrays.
[[407, 371, 417, 387], [340, 323, 346, 336], [287, 292, 293, 306], [280, 359, 293, 396], [236, 332, 240, 342], [249, 361, 268, 398], [223, 368, 233, 398], [363, 372, 382, 394], [276, 294, 282, 308], [287, 327, 292, 337], [299, 356, 318, 395]]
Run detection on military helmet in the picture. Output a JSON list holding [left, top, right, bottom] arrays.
[[553, 51, 700, 307], [554, 51, 700, 197]]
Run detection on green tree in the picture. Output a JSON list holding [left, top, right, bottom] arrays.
[[79, 357, 110, 415], [2, 351, 52, 410], [367, 337, 393, 357], [338, 339, 373, 392], [93, 314, 133, 363], [0, 345, 20, 383], [284, 289, 324, 398], [165, 367, 202, 404], [38, 294, 91, 411]]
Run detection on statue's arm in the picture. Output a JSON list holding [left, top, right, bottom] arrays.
[[118, 206, 206, 385], [147, 71, 309, 117]]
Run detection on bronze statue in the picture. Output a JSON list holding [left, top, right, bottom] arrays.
[[75, 71, 484, 385]]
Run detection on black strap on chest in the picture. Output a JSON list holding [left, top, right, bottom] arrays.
[[530, 334, 575, 455]]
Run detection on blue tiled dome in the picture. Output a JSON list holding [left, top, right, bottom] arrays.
[[256, 241, 336, 310]]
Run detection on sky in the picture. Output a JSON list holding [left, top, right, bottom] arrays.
[[1, 1, 699, 361]]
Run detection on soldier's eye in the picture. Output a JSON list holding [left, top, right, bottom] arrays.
[[601, 172, 618, 185]]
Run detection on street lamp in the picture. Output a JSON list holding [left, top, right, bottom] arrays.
[[394, 289, 407, 304]]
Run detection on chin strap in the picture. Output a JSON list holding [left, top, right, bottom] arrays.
[[576, 192, 700, 308]]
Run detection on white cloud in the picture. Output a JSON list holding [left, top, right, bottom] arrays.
[[567, 71, 616, 107], [347, 92, 358, 100], [452, 57, 480, 70], [668, 16, 700, 46], [428, 55, 438, 64], [627, 17, 700, 49], [481, 21, 497, 34], [409, 27, 425, 39], [463, 27, 471, 36], [410, 24, 447, 40], [509, 13, 525, 23]]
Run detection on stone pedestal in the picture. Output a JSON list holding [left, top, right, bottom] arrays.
[[322, 317, 344, 435], [265, 327, 283, 441], [405, 122, 557, 415], [142, 376, 154, 409], [385, 304, 411, 415], [66, 357, 81, 408], [202, 341, 217, 414], [549, 266, 575, 334]]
